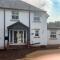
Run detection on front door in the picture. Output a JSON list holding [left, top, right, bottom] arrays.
[[14, 31, 24, 44]]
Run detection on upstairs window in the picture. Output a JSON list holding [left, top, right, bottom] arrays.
[[34, 12, 40, 22], [12, 10, 19, 19], [50, 31, 56, 39]]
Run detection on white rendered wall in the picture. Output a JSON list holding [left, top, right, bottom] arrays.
[[0, 9, 4, 49], [30, 11, 48, 46], [48, 29, 60, 45]]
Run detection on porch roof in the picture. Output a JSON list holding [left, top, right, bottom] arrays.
[[7, 21, 29, 30]]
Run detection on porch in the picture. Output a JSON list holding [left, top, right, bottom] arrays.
[[7, 22, 30, 48]]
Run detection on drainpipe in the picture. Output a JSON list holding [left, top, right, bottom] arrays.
[[4, 8, 5, 49], [28, 6, 30, 47]]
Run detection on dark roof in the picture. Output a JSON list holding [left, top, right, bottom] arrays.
[[47, 22, 60, 29], [0, 0, 44, 11], [7, 21, 29, 30]]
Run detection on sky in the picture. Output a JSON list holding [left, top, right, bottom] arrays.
[[22, 0, 60, 22], [48, 0, 60, 22]]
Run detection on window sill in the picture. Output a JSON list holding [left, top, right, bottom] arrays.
[[49, 38, 57, 40], [10, 19, 20, 21], [34, 36, 40, 38], [33, 21, 41, 23]]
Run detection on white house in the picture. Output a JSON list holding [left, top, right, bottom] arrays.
[[48, 22, 60, 45], [0, 0, 49, 49]]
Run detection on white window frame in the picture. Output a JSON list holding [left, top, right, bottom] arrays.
[[12, 10, 19, 20], [35, 30, 39, 37], [50, 31, 56, 39], [34, 12, 40, 22]]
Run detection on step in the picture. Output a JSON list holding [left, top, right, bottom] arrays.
[[7, 45, 28, 49]]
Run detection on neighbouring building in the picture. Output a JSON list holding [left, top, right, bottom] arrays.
[[0, 0, 49, 49], [48, 22, 60, 45]]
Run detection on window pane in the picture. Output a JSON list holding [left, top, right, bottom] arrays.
[[14, 31, 17, 43], [10, 30, 12, 43], [50, 31, 56, 39], [34, 17, 40, 20], [50, 35, 56, 38], [16, 16, 19, 19], [24, 31, 26, 43], [12, 16, 16, 19], [35, 30, 39, 36]]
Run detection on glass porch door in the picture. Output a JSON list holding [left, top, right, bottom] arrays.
[[14, 30, 24, 44]]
